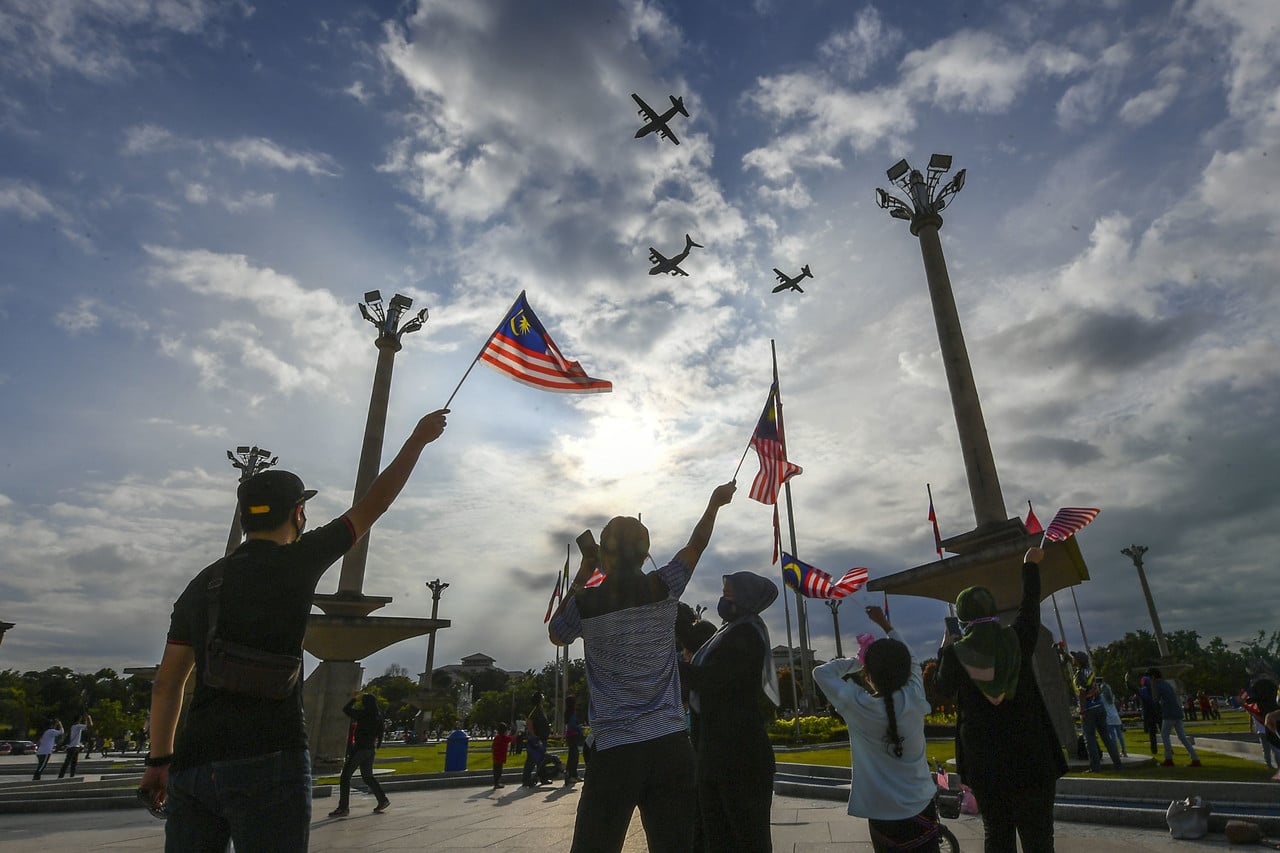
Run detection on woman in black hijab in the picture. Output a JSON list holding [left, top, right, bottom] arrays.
[[679, 571, 780, 852]]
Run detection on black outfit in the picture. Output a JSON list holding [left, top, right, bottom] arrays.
[[522, 704, 552, 786], [336, 698, 388, 810], [679, 624, 775, 853], [165, 517, 356, 771], [935, 562, 1067, 853]]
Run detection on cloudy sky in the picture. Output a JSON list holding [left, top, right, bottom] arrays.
[[1, 0, 1277, 683]]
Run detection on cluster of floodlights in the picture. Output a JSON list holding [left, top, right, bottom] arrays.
[[876, 154, 967, 222], [226, 446, 278, 480], [358, 290, 429, 340]]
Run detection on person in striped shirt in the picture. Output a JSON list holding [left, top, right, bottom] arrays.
[[549, 480, 737, 853]]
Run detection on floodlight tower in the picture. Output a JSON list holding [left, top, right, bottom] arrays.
[[323, 291, 428, 613], [420, 579, 450, 687], [876, 155, 1006, 529], [225, 445, 278, 555], [824, 598, 844, 658], [1121, 545, 1170, 659]]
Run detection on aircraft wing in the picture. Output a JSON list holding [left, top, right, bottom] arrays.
[[772, 282, 789, 293], [659, 127, 680, 145], [773, 268, 786, 283], [669, 264, 689, 277], [631, 93, 658, 121], [648, 248, 666, 264]]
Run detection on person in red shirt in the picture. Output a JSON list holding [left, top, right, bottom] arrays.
[[492, 723, 516, 789]]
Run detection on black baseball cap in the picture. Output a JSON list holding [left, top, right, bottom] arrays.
[[238, 470, 317, 531]]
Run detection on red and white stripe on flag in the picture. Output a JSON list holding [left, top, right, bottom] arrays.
[[831, 567, 870, 598], [583, 568, 606, 588], [749, 442, 802, 504], [1044, 507, 1100, 542], [803, 566, 869, 599]]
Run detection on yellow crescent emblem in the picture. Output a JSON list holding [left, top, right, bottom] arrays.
[[783, 559, 802, 590], [509, 311, 532, 337]]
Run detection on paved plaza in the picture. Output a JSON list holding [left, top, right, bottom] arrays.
[[0, 781, 1251, 852]]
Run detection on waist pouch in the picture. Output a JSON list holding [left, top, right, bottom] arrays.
[[202, 558, 301, 700], [204, 637, 301, 700]]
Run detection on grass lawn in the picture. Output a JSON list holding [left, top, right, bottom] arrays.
[[320, 711, 1272, 785]]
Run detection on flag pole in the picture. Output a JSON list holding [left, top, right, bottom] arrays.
[[1069, 585, 1093, 665], [733, 390, 772, 481], [772, 339, 813, 717], [776, 507, 802, 740], [442, 291, 525, 410]]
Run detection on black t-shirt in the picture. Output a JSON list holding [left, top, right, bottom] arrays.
[[166, 516, 355, 770]]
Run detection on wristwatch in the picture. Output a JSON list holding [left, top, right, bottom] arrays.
[[145, 754, 173, 768]]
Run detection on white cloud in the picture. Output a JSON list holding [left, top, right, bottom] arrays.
[[1118, 66, 1185, 126], [899, 31, 1086, 113], [216, 138, 341, 176], [817, 7, 902, 82], [54, 298, 101, 334]]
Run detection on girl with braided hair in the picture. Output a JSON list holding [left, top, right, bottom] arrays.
[[813, 605, 939, 853]]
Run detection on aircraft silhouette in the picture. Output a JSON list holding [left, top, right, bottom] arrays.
[[632, 93, 689, 145], [772, 264, 813, 293], [648, 234, 703, 276]]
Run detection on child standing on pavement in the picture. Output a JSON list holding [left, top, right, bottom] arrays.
[[492, 723, 516, 789], [813, 605, 939, 853]]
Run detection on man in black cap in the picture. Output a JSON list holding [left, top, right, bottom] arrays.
[[138, 408, 448, 852]]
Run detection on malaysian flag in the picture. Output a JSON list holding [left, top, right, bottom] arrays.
[[781, 552, 869, 599], [583, 568, 606, 588], [1043, 507, 1100, 542], [480, 291, 612, 394], [1025, 501, 1044, 535], [749, 383, 802, 504]]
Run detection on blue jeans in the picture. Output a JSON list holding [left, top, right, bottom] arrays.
[[166, 749, 312, 853], [1082, 705, 1121, 770], [1161, 718, 1199, 762]]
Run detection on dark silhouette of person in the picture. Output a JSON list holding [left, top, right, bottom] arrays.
[[548, 480, 737, 853], [680, 571, 780, 853], [934, 547, 1067, 852], [138, 409, 449, 852], [329, 693, 390, 817]]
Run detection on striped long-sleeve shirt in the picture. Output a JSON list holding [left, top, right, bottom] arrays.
[[550, 558, 690, 751]]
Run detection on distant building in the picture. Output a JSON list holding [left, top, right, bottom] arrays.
[[429, 652, 521, 686], [772, 645, 825, 672]]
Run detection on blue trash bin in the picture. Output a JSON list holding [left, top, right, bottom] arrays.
[[444, 728, 469, 772]]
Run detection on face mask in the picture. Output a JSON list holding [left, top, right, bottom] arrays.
[[717, 597, 738, 623]]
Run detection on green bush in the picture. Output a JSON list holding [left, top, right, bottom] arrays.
[[768, 714, 848, 744]]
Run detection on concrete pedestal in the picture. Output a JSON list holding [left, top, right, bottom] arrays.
[[302, 613, 449, 763]]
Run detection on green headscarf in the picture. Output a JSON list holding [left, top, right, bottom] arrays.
[[952, 585, 1020, 705]]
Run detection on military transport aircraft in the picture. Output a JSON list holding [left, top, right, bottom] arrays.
[[648, 234, 703, 276], [772, 264, 813, 293], [632, 93, 689, 145]]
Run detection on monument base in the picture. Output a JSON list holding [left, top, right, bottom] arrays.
[[302, 613, 450, 762]]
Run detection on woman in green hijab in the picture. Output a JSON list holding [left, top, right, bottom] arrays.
[[934, 547, 1067, 852]]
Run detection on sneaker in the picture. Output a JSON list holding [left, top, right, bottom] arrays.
[[1160, 759, 1175, 767], [1189, 760, 1202, 767], [1271, 770, 1280, 782], [374, 800, 390, 814], [328, 807, 350, 818]]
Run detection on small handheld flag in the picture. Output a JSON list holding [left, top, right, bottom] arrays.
[[1042, 507, 1100, 544], [781, 552, 868, 599], [747, 383, 802, 504]]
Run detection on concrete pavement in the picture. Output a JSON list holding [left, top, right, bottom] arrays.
[[0, 780, 1257, 852]]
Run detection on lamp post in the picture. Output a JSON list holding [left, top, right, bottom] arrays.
[[330, 291, 428, 605], [824, 599, 844, 659], [421, 578, 450, 687], [224, 446, 278, 555], [1120, 545, 1169, 659], [876, 156, 1006, 530]]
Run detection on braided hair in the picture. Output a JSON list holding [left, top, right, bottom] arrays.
[[864, 638, 912, 759]]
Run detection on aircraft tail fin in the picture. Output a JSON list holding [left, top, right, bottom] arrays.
[[801, 264, 812, 277], [671, 95, 689, 118], [685, 234, 703, 250]]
